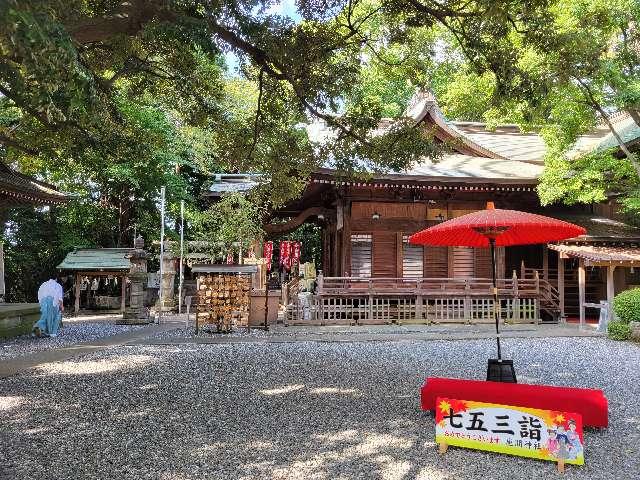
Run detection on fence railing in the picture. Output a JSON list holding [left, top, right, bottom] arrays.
[[283, 275, 558, 326]]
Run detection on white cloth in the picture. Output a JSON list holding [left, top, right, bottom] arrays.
[[37, 279, 63, 305]]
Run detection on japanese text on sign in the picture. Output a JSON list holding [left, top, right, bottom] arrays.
[[435, 397, 584, 465]]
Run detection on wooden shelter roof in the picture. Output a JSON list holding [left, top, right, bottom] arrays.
[[549, 244, 640, 266], [0, 162, 68, 207], [58, 248, 136, 272], [549, 214, 640, 241]]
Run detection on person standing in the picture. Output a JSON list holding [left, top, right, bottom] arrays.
[[33, 278, 64, 337]]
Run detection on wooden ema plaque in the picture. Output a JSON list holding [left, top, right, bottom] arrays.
[[435, 397, 584, 473]]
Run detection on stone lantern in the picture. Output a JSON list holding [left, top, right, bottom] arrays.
[[158, 239, 176, 312], [120, 235, 150, 324]]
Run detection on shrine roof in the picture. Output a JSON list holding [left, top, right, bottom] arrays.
[[549, 214, 640, 240], [548, 244, 640, 266], [0, 162, 68, 207], [58, 248, 137, 272], [400, 154, 542, 181]]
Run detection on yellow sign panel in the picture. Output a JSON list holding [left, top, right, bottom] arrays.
[[435, 397, 584, 466]]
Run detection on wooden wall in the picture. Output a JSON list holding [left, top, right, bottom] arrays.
[[344, 199, 502, 279]]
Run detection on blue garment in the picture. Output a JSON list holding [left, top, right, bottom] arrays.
[[33, 296, 62, 337]]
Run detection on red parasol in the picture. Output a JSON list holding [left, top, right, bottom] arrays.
[[409, 203, 586, 382], [409, 207, 586, 248]]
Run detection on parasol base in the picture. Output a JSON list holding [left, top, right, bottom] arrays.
[[486, 359, 517, 383]]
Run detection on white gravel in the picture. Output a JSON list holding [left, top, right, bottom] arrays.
[[0, 337, 638, 480], [0, 321, 145, 360]]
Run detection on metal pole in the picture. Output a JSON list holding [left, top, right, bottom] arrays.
[[158, 186, 165, 323], [178, 200, 184, 314], [490, 239, 502, 360]]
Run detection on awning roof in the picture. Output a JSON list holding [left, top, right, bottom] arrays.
[[58, 248, 136, 272], [548, 214, 640, 240], [549, 244, 640, 266], [0, 163, 68, 207]]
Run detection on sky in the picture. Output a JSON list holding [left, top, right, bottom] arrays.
[[225, 0, 301, 73]]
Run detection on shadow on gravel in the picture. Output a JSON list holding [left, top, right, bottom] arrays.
[[1, 338, 639, 480]]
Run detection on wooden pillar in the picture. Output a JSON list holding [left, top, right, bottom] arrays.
[[329, 223, 338, 276], [121, 275, 127, 313], [396, 232, 403, 278], [606, 265, 616, 321], [321, 226, 330, 275], [496, 247, 506, 279], [74, 273, 81, 315], [557, 256, 565, 321], [542, 245, 549, 281], [340, 200, 351, 276], [578, 258, 586, 328]]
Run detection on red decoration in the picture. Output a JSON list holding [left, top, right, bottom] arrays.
[[226, 251, 234, 264], [280, 241, 292, 271], [421, 377, 608, 428], [292, 241, 301, 266], [409, 206, 586, 248], [263, 241, 273, 271]]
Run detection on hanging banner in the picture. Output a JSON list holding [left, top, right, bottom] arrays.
[[263, 241, 273, 271], [435, 397, 584, 466], [292, 241, 301, 266], [280, 240, 292, 271]]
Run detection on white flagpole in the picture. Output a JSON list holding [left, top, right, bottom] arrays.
[[158, 186, 166, 323], [178, 200, 184, 314]]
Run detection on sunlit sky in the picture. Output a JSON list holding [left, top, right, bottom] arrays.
[[225, 0, 301, 73]]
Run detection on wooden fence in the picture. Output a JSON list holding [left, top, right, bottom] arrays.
[[284, 275, 550, 326]]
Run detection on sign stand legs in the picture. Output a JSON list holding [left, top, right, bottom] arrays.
[[557, 458, 565, 474], [438, 442, 448, 454]]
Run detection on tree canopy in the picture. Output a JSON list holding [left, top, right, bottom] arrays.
[[2, 0, 640, 300]]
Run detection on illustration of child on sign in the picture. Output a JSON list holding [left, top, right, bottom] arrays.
[[546, 428, 560, 456], [565, 420, 583, 460]]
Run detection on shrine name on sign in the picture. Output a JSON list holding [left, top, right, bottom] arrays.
[[435, 397, 584, 466]]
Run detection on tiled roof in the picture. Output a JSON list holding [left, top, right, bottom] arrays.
[[549, 214, 640, 239], [58, 248, 136, 272], [595, 115, 640, 151], [208, 174, 261, 196], [451, 123, 547, 164], [401, 154, 542, 181], [548, 244, 640, 265], [0, 162, 68, 207]]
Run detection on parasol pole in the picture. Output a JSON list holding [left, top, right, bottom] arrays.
[[490, 238, 501, 360]]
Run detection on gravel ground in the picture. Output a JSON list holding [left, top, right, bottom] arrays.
[[148, 323, 542, 340], [0, 337, 638, 480], [0, 321, 145, 361]]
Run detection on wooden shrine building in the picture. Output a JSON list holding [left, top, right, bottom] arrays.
[[208, 93, 640, 326], [0, 162, 68, 337], [58, 248, 141, 314]]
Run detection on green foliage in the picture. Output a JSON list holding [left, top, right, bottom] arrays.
[[193, 193, 265, 248], [279, 223, 322, 267], [538, 149, 639, 206], [612, 288, 640, 324], [3, 0, 640, 300], [608, 321, 632, 341]]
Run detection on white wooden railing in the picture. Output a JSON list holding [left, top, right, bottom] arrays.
[[284, 275, 558, 326]]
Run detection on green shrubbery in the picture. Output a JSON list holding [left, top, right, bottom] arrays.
[[612, 288, 640, 324], [608, 321, 632, 341], [608, 288, 640, 341]]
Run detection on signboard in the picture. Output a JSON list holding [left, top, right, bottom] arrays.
[[435, 397, 584, 466]]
